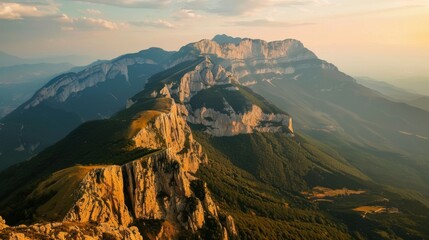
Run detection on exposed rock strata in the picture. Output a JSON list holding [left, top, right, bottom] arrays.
[[158, 57, 294, 136], [0, 95, 236, 239]]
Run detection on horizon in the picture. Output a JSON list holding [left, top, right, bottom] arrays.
[[1, 0, 429, 81]]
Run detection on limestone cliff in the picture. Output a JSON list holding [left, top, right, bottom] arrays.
[[132, 98, 206, 173], [25, 50, 170, 110], [174, 37, 336, 82], [188, 104, 294, 136], [188, 38, 317, 61], [0, 96, 236, 240], [152, 57, 294, 136]]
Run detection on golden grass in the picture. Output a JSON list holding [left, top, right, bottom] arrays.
[[127, 98, 173, 138], [129, 110, 163, 138], [353, 206, 385, 213], [302, 186, 366, 199], [30, 165, 104, 221]]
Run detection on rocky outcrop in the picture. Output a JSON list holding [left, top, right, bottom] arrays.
[[175, 37, 333, 82], [188, 104, 293, 136], [64, 166, 133, 227], [25, 56, 157, 109], [0, 93, 236, 239], [132, 99, 207, 173], [157, 57, 236, 103], [0, 221, 142, 240], [188, 38, 317, 61], [0, 216, 7, 231], [155, 57, 294, 137]]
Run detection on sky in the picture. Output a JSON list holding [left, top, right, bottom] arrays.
[[0, 0, 428, 80]]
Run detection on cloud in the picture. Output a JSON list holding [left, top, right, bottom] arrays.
[[73, 0, 170, 8], [59, 14, 123, 30], [174, 9, 202, 19], [0, 2, 58, 20], [85, 9, 102, 15], [231, 18, 314, 27], [129, 19, 175, 29], [189, 0, 323, 16]]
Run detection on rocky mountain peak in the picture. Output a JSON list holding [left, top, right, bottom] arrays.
[[212, 34, 243, 45], [183, 36, 317, 61]]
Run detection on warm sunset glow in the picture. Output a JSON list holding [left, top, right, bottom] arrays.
[[0, 0, 428, 80]]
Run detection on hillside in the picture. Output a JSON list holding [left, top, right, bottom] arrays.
[[3, 55, 429, 239], [178, 35, 429, 195], [356, 77, 429, 112], [0, 48, 174, 170]]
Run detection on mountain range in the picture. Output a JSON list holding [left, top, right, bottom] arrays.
[[0, 62, 76, 118], [356, 76, 429, 112], [0, 35, 429, 239], [0, 51, 93, 68]]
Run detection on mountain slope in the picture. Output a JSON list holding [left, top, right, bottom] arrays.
[[0, 91, 236, 239], [408, 96, 429, 112], [173, 35, 429, 195], [194, 130, 429, 239], [391, 76, 429, 96], [0, 51, 28, 67], [0, 48, 173, 170], [1, 36, 429, 239], [1, 51, 429, 239], [355, 76, 422, 102], [356, 76, 429, 112], [0, 56, 368, 239]]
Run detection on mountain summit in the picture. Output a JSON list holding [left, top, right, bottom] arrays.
[[179, 36, 317, 61]]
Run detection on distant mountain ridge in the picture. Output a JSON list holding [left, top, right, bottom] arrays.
[[0, 50, 93, 67], [356, 76, 429, 112], [0, 48, 174, 169]]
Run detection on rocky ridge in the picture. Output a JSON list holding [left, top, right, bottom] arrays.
[[26, 54, 161, 109], [174, 36, 336, 81], [189, 38, 316, 61], [0, 94, 236, 239]]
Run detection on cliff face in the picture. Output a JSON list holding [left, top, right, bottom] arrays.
[[25, 52, 168, 109], [155, 57, 294, 136], [132, 98, 206, 173], [175, 37, 335, 82], [189, 38, 317, 61], [188, 104, 293, 136], [0, 95, 236, 240]]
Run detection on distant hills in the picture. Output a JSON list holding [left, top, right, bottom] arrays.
[[0, 51, 93, 67], [356, 76, 429, 112], [391, 76, 429, 96], [0, 51, 96, 118], [0, 63, 75, 118]]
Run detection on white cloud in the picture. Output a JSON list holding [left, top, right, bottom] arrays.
[[130, 19, 175, 29], [174, 9, 202, 19], [59, 14, 124, 30], [73, 0, 170, 8], [82, 17, 120, 30], [0, 2, 58, 20]]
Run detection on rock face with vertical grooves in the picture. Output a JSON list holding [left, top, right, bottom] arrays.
[[0, 89, 236, 239], [145, 57, 294, 137]]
